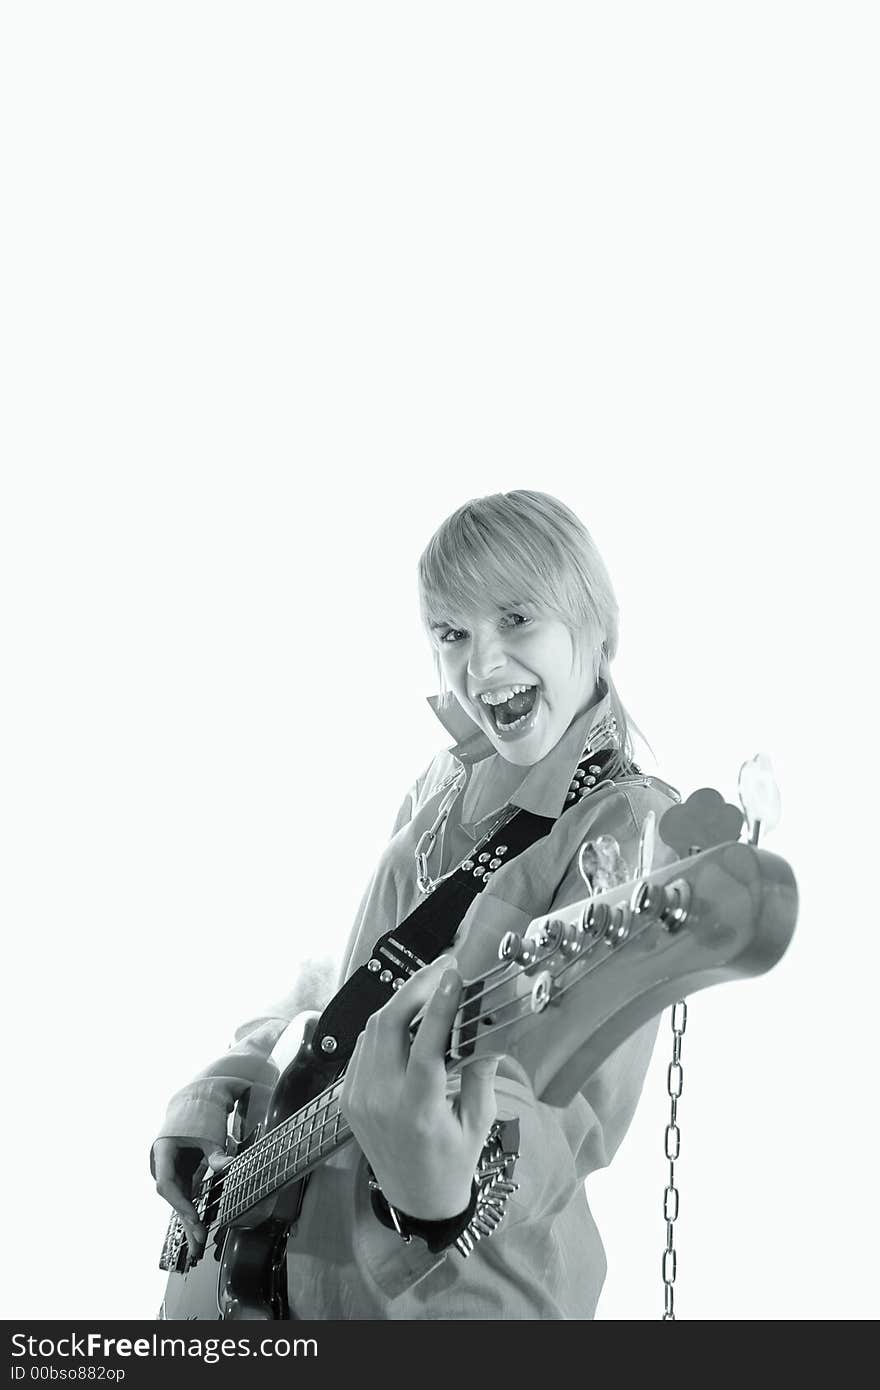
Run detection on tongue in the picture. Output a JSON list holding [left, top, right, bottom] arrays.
[[496, 687, 537, 725]]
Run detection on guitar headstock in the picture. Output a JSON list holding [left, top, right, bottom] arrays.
[[450, 833, 797, 1107]]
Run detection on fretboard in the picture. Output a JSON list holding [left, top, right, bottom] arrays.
[[215, 958, 509, 1227], [217, 1077, 351, 1226]]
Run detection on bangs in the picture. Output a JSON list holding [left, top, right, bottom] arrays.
[[419, 499, 582, 636]]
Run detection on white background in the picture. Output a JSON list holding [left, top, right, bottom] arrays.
[[2, 2, 877, 1321]]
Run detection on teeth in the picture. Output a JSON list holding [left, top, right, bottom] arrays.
[[498, 709, 533, 732], [478, 683, 534, 707]]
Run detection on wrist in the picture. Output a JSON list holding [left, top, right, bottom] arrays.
[[367, 1119, 521, 1259], [369, 1176, 478, 1254], [379, 1183, 475, 1225]]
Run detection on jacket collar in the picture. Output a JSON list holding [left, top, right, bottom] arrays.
[[425, 678, 617, 820]]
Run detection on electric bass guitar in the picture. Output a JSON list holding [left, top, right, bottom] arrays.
[[157, 829, 797, 1319]]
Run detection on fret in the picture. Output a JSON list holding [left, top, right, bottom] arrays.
[[309, 1096, 328, 1167], [237, 1151, 250, 1216], [219, 1081, 354, 1228], [246, 1144, 260, 1207], [294, 1108, 307, 1171], [279, 1117, 297, 1183], [294, 1104, 311, 1175], [332, 1096, 342, 1148], [301, 1098, 318, 1170], [253, 1139, 269, 1204], [272, 1123, 284, 1191]]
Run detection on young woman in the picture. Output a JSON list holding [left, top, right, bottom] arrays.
[[152, 489, 680, 1319]]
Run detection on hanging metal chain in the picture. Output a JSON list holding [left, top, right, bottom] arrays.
[[661, 998, 687, 1320]]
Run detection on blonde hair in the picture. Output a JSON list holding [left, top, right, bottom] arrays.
[[417, 489, 640, 779]]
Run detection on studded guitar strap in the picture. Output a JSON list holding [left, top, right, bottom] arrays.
[[308, 742, 632, 1083]]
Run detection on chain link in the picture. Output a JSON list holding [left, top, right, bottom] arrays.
[[662, 998, 687, 1320]]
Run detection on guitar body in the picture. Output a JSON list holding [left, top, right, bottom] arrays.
[[159, 1013, 332, 1321]]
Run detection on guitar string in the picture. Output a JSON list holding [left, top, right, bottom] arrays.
[[179, 919, 647, 1235], [177, 919, 658, 1242], [173, 957, 536, 1229], [229, 912, 657, 1210], [180, 959, 535, 1226], [168, 967, 530, 1243], [174, 926, 642, 1245]]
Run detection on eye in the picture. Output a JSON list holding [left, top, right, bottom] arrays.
[[501, 613, 530, 629], [439, 628, 467, 644]]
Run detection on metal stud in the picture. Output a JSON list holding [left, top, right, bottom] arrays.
[[379, 969, 393, 984], [320, 1035, 337, 1054], [392, 977, 405, 990], [461, 859, 475, 871], [489, 858, 501, 869], [482, 872, 493, 885], [566, 790, 576, 802], [495, 845, 508, 855], [479, 852, 491, 863], [367, 958, 381, 973], [473, 865, 486, 877], [588, 764, 602, 774]]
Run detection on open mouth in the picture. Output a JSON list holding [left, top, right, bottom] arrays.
[[479, 684, 540, 733]]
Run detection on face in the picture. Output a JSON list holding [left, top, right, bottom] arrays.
[[433, 605, 598, 766]]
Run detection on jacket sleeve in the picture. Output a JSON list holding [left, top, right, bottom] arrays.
[[151, 958, 338, 1166]]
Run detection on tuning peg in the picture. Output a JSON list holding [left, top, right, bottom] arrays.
[[737, 753, 781, 845], [577, 834, 628, 894], [658, 788, 744, 857], [636, 810, 657, 878]]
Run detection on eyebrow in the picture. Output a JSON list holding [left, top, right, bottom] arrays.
[[429, 602, 531, 632]]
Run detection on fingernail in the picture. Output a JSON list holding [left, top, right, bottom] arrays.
[[440, 968, 460, 994]]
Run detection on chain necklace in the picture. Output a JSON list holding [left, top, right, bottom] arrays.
[[414, 770, 517, 897]]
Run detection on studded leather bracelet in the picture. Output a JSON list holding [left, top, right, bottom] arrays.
[[368, 1176, 479, 1254], [368, 1118, 521, 1259]]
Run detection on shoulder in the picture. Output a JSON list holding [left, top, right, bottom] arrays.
[[476, 774, 681, 924], [545, 774, 682, 892], [560, 774, 680, 847]]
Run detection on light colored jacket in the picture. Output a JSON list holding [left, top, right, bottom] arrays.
[[154, 684, 679, 1318]]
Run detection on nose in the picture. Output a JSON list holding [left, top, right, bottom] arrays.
[[467, 628, 506, 686]]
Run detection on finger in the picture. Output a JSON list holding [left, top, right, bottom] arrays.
[[339, 1033, 367, 1119], [207, 1149, 235, 1172], [458, 1055, 500, 1138], [155, 1170, 200, 1227], [407, 967, 462, 1084], [154, 1147, 206, 1235], [156, 1177, 207, 1255], [359, 955, 458, 1077], [376, 954, 457, 1026]]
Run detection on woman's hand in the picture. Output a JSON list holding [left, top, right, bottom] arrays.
[[339, 957, 500, 1222], [153, 1137, 234, 1260]]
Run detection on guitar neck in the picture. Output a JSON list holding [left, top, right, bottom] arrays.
[[218, 1076, 352, 1225]]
